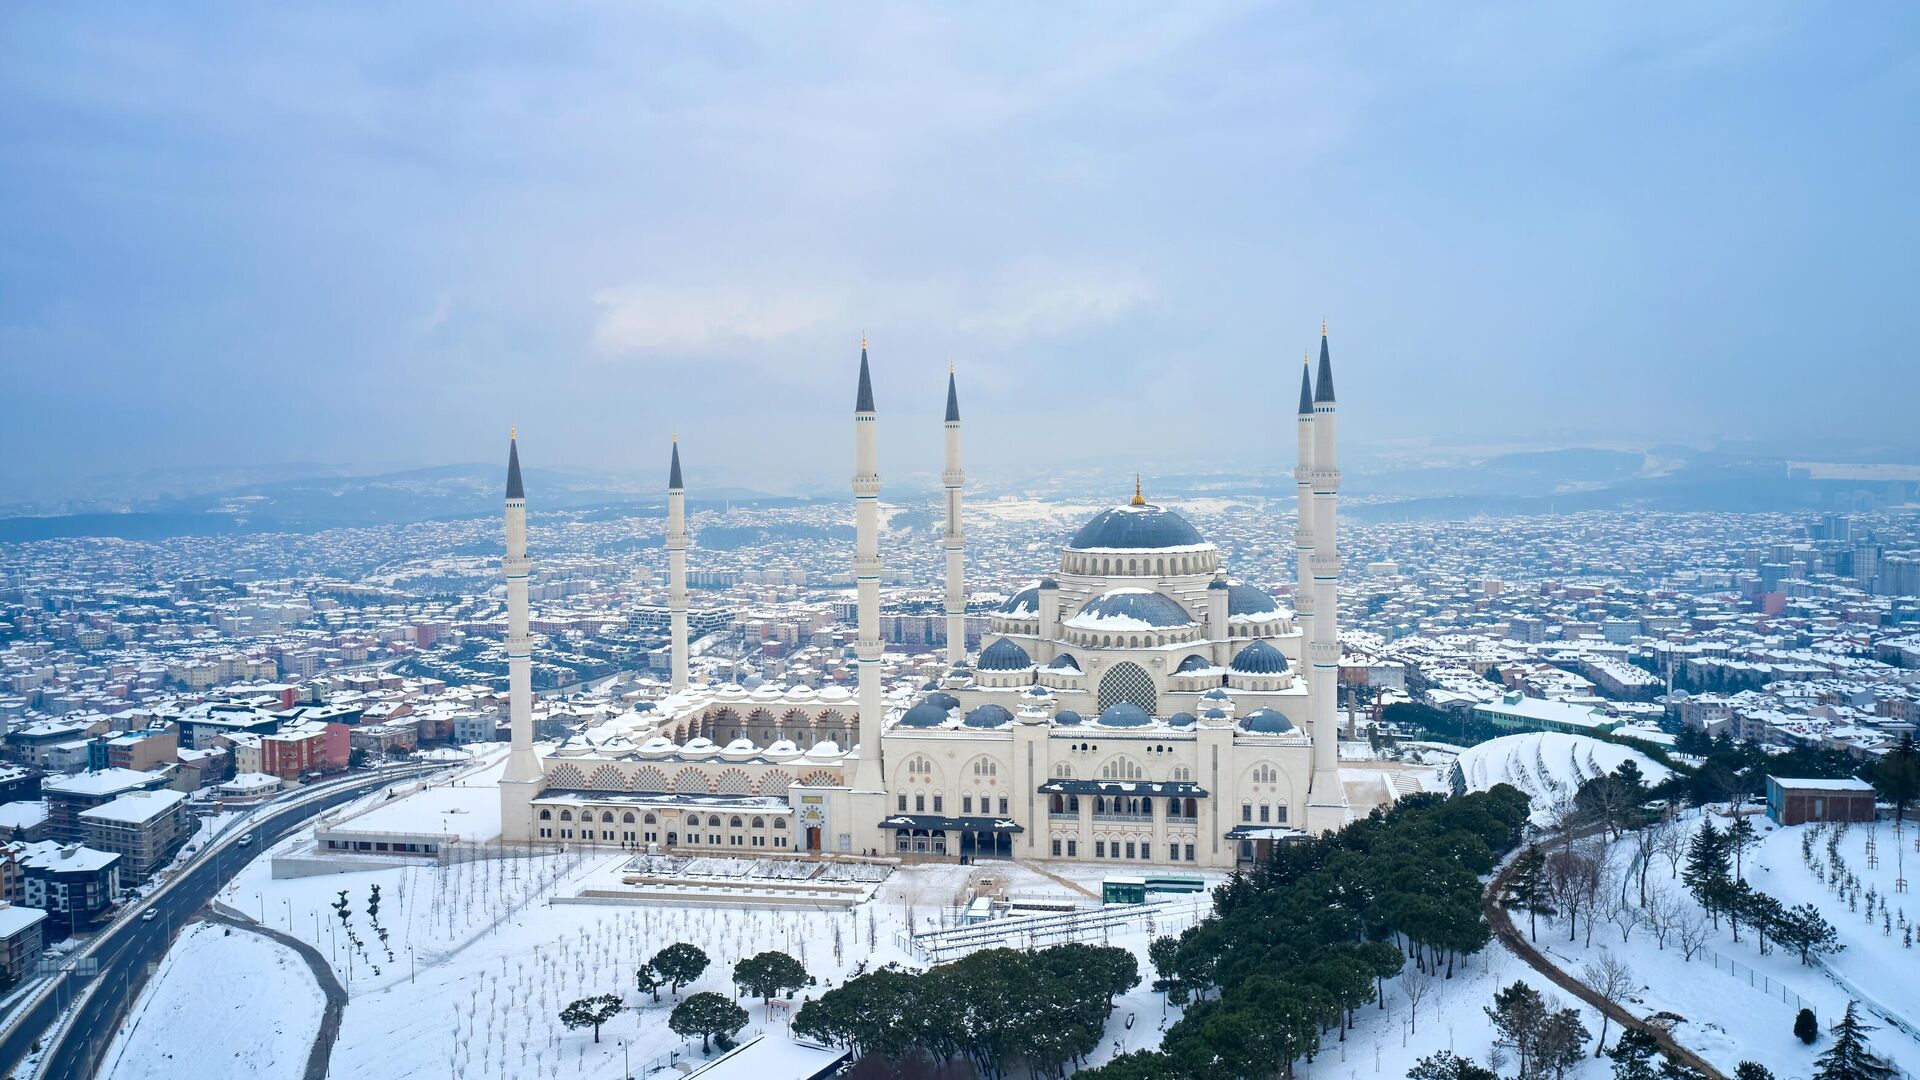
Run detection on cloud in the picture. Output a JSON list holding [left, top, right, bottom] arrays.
[[589, 285, 834, 352]]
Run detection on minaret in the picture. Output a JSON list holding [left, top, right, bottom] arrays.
[[851, 339, 885, 790], [942, 364, 966, 667], [1295, 350, 1316, 633], [667, 435, 690, 692], [502, 430, 542, 788], [1305, 323, 1348, 829]]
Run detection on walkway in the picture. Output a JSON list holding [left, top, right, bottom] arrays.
[[1482, 844, 1725, 1080], [204, 908, 347, 1080]]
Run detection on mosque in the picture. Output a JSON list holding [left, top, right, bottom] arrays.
[[497, 329, 1355, 869]]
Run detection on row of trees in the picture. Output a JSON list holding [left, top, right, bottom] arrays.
[[1082, 785, 1534, 1079], [559, 941, 812, 1056], [793, 942, 1139, 1079]]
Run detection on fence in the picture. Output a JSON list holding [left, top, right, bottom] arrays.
[[901, 898, 1208, 964], [1696, 945, 1807, 1012]]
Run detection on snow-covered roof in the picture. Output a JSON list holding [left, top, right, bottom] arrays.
[[1066, 589, 1193, 631], [1066, 503, 1208, 551]]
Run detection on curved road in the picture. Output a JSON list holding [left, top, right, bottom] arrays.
[[203, 910, 347, 1080], [0, 767, 441, 1080]]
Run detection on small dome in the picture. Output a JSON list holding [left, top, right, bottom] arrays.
[[1227, 583, 1284, 619], [998, 585, 1043, 618], [1067, 504, 1207, 551], [1067, 589, 1194, 630], [979, 638, 1035, 671], [1201, 708, 1229, 720], [923, 691, 961, 712], [1207, 577, 1229, 590], [1022, 685, 1052, 698], [1240, 708, 1294, 734], [1045, 653, 1081, 672], [1175, 653, 1213, 673], [1231, 640, 1289, 675], [1201, 687, 1231, 701], [920, 679, 940, 691], [1167, 711, 1197, 729], [1053, 709, 1084, 726], [963, 704, 1015, 729], [898, 701, 953, 728], [1097, 702, 1152, 727], [1039, 577, 1059, 589]]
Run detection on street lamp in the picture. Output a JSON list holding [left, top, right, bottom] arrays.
[[409, 945, 415, 984]]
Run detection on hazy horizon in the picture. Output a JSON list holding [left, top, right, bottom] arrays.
[[5, 2, 1918, 496]]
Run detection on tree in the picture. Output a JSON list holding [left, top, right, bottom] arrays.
[[1606, 1028, 1660, 1080], [1487, 981, 1549, 1080], [733, 950, 808, 1003], [1682, 821, 1732, 925], [1581, 955, 1636, 1055], [1505, 845, 1552, 942], [1796, 1007, 1820, 1045], [1813, 1002, 1895, 1080], [1726, 815, 1758, 881], [1779, 903, 1842, 965], [651, 942, 710, 996], [635, 962, 663, 1002], [1537, 1007, 1592, 1080], [1735, 1063, 1777, 1080], [669, 991, 748, 1054], [1409, 1051, 1499, 1080], [1870, 735, 1920, 825], [559, 994, 624, 1044]]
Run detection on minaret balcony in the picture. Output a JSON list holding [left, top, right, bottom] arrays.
[[1310, 553, 1342, 576], [506, 633, 534, 654], [1309, 467, 1342, 488], [852, 554, 883, 577], [502, 556, 530, 578], [942, 469, 965, 487], [1307, 640, 1340, 664], [666, 531, 688, 549], [852, 474, 882, 498]]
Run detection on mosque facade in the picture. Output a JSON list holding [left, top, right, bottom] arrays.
[[497, 331, 1352, 869]]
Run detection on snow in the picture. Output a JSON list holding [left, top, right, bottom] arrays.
[[326, 750, 508, 841], [1456, 732, 1673, 823], [681, 1034, 845, 1078], [101, 921, 323, 1080]]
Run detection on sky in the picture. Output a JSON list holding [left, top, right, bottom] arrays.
[[2, 2, 1917, 497]]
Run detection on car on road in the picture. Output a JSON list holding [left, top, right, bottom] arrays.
[[237, 833, 254, 847], [141, 909, 158, 923]]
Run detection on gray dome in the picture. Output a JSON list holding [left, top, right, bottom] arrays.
[[1045, 653, 1081, 672], [1053, 709, 1084, 726], [920, 679, 940, 691], [1201, 708, 1229, 720], [1096, 702, 1152, 728], [1167, 711, 1197, 729], [1068, 589, 1193, 629], [1067, 504, 1206, 551], [978, 638, 1034, 671], [1201, 687, 1231, 701], [1022, 684, 1052, 698], [1227, 584, 1284, 618], [1175, 653, 1214, 673], [899, 701, 953, 728], [1240, 708, 1294, 734], [963, 704, 1015, 729], [998, 585, 1042, 618], [924, 691, 961, 712], [1207, 577, 1229, 590], [1231, 639, 1289, 675]]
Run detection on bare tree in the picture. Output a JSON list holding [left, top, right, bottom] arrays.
[[1676, 906, 1712, 961], [1401, 968, 1433, 1035], [1581, 954, 1636, 1055], [1628, 825, 1660, 907], [1654, 818, 1687, 879], [1643, 886, 1677, 950], [1607, 891, 1645, 944]]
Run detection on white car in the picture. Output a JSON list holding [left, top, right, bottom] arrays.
[[142, 910, 158, 923], [237, 833, 255, 847]]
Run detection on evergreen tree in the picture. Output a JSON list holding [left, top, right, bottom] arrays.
[[1796, 1008, 1820, 1045], [1505, 845, 1552, 942], [1869, 735, 1920, 825], [669, 991, 748, 1054], [651, 942, 710, 996], [1779, 904, 1843, 965], [1606, 1028, 1660, 1080], [1682, 821, 1732, 924], [1813, 1002, 1895, 1080], [1409, 1051, 1499, 1080], [1726, 816, 1758, 880], [635, 961, 663, 1002], [732, 950, 808, 1003], [559, 994, 624, 1044], [1735, 1062, 1777, 1080]]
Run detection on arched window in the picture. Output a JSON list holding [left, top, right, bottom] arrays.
[[1252, 763, 1279, 785], [751, 817, 765, 829], [971, 758, 998, 779], [1053, 763, 1072, 779], [643, 813, 656, 824], [686, 814, 700, 827], [538, 809, 552, 820], [601, 811, 615, 823], [1101, 757, 1144, 781], [1171, 764, 1193, 782], [558, 809, 573, 821], [729, 816, 744, 829], [1097, 661, 1157, 714], [773, 818, 787, 829], [622, 812, 636, 824]]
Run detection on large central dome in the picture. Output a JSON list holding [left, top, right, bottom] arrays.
[[1067, 503, 1206, 551]]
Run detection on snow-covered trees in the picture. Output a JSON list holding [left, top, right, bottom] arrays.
[[1813, 1002, 1896, 1080], [731, 950, 807, 1003], [557, 994, 623, 1043], [1484, 981, 1590, 1080], [649, 942, 709, 996]]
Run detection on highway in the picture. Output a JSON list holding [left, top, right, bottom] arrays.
[[0, 766, 442, 1080]]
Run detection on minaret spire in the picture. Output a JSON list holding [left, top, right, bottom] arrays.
[[501, 431, 542, 799], [666, 435, 690, 691], [1305, 324, 1347, 831], [1130, 474, 1146, 507], [942, 363, 966, 665], [851, 338, 885, 790]]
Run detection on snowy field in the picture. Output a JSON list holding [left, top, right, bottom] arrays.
[[1457, 732, 1672, 824], [101, 921, 323, 1080], [110, 770, 1222, 1078]]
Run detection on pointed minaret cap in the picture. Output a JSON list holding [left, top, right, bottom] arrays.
[[1298, 350, 1314, 416], [944, 364, 960, 423], [1314, 323, 1336, 404], [668, 434, 683, 491], [855, 336, 876, 413], [1130, 474, 1146, 507], [505, 429, 525, 500]]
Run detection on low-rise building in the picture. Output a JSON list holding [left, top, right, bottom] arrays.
[[20, 842, 122, 937], [78, 789, 192, 880], [0, 902, 47, 985], [1765, 776, 1879, 826], [42, 768, 174, 842]]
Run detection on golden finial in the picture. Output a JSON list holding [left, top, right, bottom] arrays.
[[672, 430, 678, 444], [1321, 318, 1328, 337], [1303, 350, 1310, 365], [510, 425, 516, 441], [949, 359, 955, 375], [861, 332, 868, 351], [1130, 474, 1146, 507]]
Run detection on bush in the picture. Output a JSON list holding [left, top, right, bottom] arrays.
[[1796, 1007, 1820, 1045]]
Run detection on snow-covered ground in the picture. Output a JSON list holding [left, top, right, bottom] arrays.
[[1457, 732, 1672, 824], [114, 769, 1220, 1078], [101, 921, 323, 1080]]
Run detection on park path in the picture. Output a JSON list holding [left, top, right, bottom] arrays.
[[205, 907, 346, 1080], [1481, 842, 1726, 1080]]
